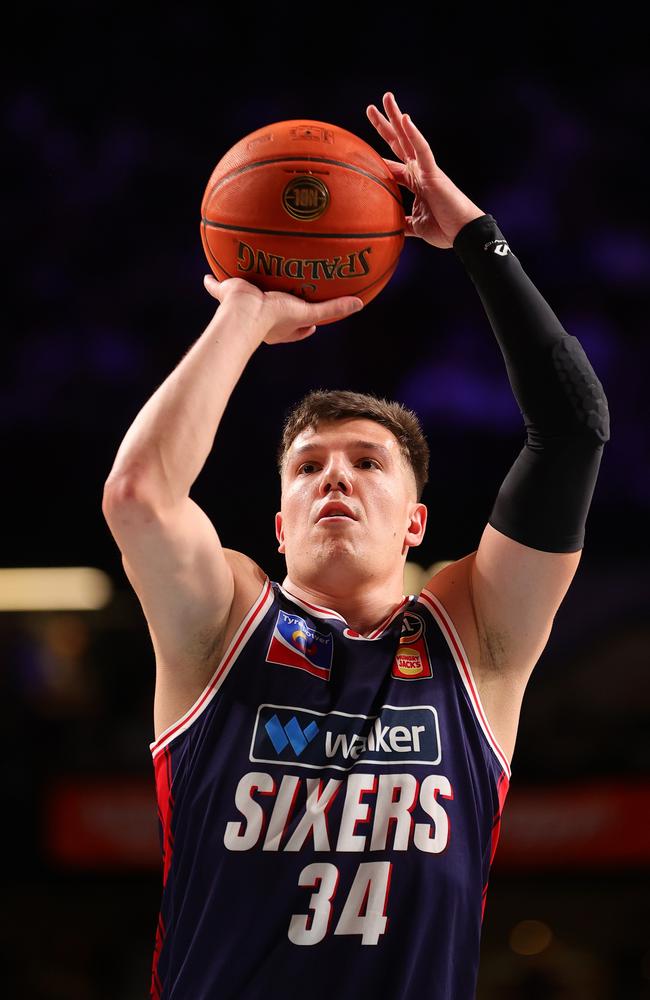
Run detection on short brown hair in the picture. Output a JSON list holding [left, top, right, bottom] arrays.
[[276, 389, 430, 501]]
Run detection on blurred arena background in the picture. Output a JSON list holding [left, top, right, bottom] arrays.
[[2, 6, 649, 998]]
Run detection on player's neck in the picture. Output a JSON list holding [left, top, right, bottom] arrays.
[[281, 576, 406, 637]]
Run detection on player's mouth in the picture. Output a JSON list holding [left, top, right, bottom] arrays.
[[315, 502, 358, 523]]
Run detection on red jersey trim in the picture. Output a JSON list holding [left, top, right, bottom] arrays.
[[481, 770, 510, 923], [149, 576, 274, 759], [418, 589, 512, 779]]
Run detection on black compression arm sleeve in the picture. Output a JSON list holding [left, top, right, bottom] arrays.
[[453, 213, 610, 553]]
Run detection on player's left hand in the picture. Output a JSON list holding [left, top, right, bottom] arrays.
[[366, 92, 485, 249]]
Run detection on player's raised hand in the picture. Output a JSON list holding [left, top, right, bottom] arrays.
[[203, 275, 363, 344], [366, 92, 485, 249]]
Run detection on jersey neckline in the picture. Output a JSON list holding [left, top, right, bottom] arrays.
[[276, 582, 415, 640]]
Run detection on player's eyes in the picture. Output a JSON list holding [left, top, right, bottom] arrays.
[[297, 459, 380, 474]]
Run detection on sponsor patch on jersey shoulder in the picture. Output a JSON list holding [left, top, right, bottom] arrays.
[[251, 703, 441, 771], [391, 612, 433, 680], [266, 609, 333, 680]]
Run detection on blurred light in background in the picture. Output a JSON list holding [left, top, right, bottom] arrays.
[[0, 567, 113, 611], [509, 919, 554, 956]]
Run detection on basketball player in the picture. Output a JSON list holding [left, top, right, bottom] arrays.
[[102, 92, 609, 998]]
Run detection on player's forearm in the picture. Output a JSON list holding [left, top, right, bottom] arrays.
[[105, 308, 266, 506], [453, 214, 608, 435], [453, 214, 610, 551]]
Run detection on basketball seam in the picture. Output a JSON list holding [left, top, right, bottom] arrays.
[[201, 220, 404, 239], [201, 233, 234, 280], [203, 155, 404, 209]]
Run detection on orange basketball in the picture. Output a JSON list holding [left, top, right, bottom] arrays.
[[200, 119, 405, 310]]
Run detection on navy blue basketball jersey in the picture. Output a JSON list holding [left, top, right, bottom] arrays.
[[149, 577, 510, 1000]]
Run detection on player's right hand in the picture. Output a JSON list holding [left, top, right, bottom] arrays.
[[203, 275, 363, 344]]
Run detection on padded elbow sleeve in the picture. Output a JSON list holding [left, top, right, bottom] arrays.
[[488, 332, 610, 552]]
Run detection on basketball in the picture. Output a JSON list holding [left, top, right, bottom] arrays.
[[200, 119, 406, 310]]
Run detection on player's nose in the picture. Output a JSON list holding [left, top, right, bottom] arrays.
[[317, 459, 352, 496]]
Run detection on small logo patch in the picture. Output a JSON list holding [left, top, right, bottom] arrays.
[[266, 609, 333, 680], [392, 613, 433, 680], [289, 125, 334, 144], [484, 238, 511, 256]]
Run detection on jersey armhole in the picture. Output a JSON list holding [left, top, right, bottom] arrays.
[[419, 588, 512, 780], [149, 575, 276, 760]]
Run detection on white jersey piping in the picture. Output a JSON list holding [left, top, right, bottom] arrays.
[[418, 588, 512, 779], [149, 576, 274, 760]]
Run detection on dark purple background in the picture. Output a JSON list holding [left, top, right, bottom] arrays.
[[2, 7, 649, 998]]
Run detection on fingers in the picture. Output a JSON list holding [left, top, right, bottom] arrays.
[[368, 93, 438, 175], [382, 93, 416, 161], [382, 158, 414, 192], [400, 113, 438, 173], [304, 296, 364, 325], [204, 276, 363, 329], [203, 274, 223, 300], [366, 102, 408, 162]]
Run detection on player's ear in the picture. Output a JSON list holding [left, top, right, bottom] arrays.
[[275, 512, 285, 553], [404, 503, 427, 551]]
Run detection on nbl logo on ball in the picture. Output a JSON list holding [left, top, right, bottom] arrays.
[[282, 176, 330, 221]]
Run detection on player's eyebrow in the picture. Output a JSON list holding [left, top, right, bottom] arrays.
[[291, 440, 393, 462]]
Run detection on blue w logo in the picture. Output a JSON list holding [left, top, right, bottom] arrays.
[[265, 713, 319, 756]]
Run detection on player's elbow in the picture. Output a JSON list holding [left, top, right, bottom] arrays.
[[585, 373, 610, 445], [553, 334, 610, 444], [599, 392, 610, 444]]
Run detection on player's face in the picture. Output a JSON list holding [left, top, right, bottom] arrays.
[[275, 419, 427, 587]]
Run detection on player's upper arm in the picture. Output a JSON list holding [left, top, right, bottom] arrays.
[[101, 478, 262, 687], [471, 521, 582, 682], [421, 541, 578, 767]]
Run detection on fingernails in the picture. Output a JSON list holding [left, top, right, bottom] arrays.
[[352, 299, 364, 311]]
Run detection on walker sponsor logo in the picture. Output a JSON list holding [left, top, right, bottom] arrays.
[[250, 703, 441, 772], [266, 610, 333, 681]]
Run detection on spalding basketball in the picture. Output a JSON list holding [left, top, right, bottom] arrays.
[[200, 120, 405, 308]]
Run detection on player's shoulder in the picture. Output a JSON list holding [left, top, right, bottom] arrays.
[[417, 552, 481, 666], [223, 547, 272, 606], [419, 552, 476, 616], [223, 546, 267, 578]]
